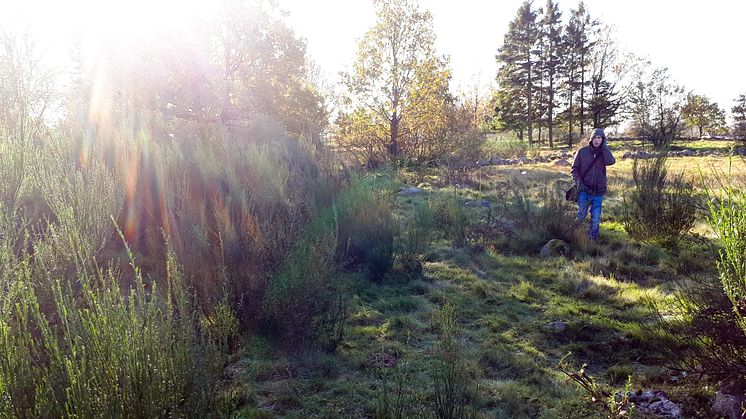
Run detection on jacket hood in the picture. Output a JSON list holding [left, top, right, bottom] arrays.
[[588, 128, 606, 146]]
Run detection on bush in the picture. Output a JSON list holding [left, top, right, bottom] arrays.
[[622, 156, 698, 246], [707, 173, 746, 333], [430, 303, 477, 419], [651, 170, 746, 386], [651, 275, 746, 382], [336, 174, 395, 279], [494, 187, 576, 254], [0, 236, 226, 417], [397, 200, 437, 274], [261, 175, 386, 347], [431, 193, 472, 247], [0, 137, 27, 211], [31, 137, 123, 270], [374, 362, 418, 419], [485, 137, 540, 160], [262, 222, 346, 348]]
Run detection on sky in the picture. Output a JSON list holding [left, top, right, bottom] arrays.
[[2, 0, 744, 112], [279, 0, 746, 111]]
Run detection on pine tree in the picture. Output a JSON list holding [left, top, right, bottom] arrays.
[[495, 1, 541, 144], [562, 1, 595, 146], [732, 93, 746, 142], [539, 0, 563, 148]]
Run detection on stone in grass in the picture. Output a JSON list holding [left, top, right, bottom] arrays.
[[539, 239, 570, 258], [398, 186, 422, 196], [628, 390, 682, 418], [546, 320, 567, 332], [464, 199, 490, 208], [712, 388, 746, 419], [553, 159, 571, 167]]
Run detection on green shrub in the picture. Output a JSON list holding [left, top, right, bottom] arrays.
[[262, 174, 391, 347], [622, 156, 697, 246], [397, 201, 437, 274], [707, 173, 746, 333], [0, 239, 226, 417], [0, 137, 27, 211], [430, 303, 476, 419], [114, 129, 342, 320], [498, 190, 576, 254], [31, 136, 123, 269], [651, 275, 746, 383], [262, 227, 342, 346], [649, 170, 746, 383], [374, 363, 417, 419], [559, 355, 635, 419], [262, 191, 351, 348], [400, 201, 436, 255], [431, 193, 472, 247], [485, 138, 541, 160], [337, 174, 395, 279], [203, 295, 242, 351]]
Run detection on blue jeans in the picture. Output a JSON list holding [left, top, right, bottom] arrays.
[[576, 192, 604, 240]]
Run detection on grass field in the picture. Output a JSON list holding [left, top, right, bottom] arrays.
[[228, 151, 737, 418]]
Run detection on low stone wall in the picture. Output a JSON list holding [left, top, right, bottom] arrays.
[[621, 148, 746, 159], [465, 147, 746, 169]]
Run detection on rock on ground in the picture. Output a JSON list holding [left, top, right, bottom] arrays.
[[540, 239, 570, 258], [712, 391, 746, 419], [398, 186, 422, 196]]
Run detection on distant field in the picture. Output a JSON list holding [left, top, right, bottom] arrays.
[[483, 132, 743, 153]]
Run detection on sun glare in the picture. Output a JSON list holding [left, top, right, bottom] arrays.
[[3, 0, 212, 63]]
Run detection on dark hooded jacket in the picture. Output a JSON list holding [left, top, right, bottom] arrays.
[[571, 132, 616, 195]]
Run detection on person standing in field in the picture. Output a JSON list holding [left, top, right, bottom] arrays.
[[571, 128, 616, 241]]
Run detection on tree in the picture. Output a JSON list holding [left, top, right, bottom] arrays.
[[0, 29, 55, 212], [65, 1, 328, 143], [732, 93, 746, 142], [681, 93, 727, 139], [562, 1, 595, 146], [495, 1, 540, 144], [341, 0, 447, 161], [491, 89, 528, 139], [538, 0, 563, 147], [586, 25, 624, 129], [0, 29, 55, 142], [212, 0, 328, 137], [403, 57, 454, 163], [333, 108, 388, 166], [628, 67, 685, 149]]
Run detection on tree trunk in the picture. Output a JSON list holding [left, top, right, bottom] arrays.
[[390, 111, 399, 158], [527, 59, 533, 146], [537, 67, 543, 146], [567, 83, 574, 148], [580, 55, 586, 136], [548, 74, 554, 148]]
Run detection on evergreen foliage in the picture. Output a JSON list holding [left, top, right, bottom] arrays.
[[495, 1, 540, 144], [732, 93, 746, 142], [538, 0, 563, 147], [562, 2, 596, 144]]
